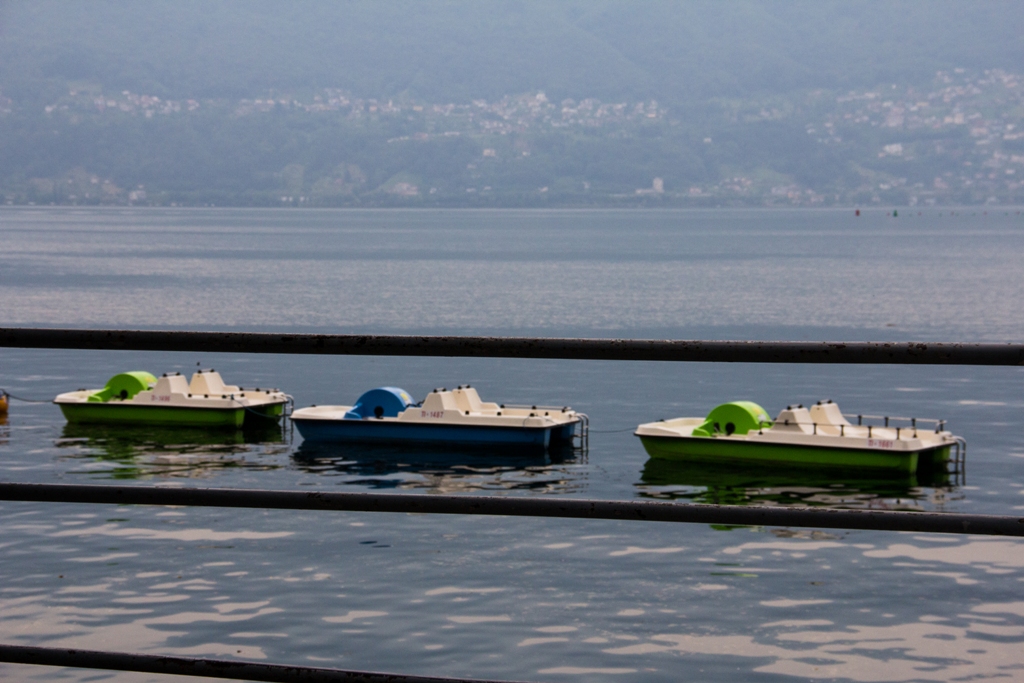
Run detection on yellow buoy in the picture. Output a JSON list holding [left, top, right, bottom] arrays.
[[0, 391, 8, 415]]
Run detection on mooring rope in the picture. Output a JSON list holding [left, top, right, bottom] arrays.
[[0, 389, 51, 404]]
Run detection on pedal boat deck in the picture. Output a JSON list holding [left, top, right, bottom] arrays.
[[636, 400, 963, 473], [55, 370, 289, 428], [292, 385, 586, 449]]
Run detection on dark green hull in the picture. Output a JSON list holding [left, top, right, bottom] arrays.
[[58, 401, 284, 428], [638, 435, 950, 473]]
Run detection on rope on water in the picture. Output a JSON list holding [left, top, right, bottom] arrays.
[[0, 390, 51, 404]]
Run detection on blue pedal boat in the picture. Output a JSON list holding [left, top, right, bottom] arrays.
[[291, 385, 587, 450]]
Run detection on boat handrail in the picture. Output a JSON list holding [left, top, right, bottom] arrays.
[[845, 413, 945, 429], [498, 403, 579, 413], [575, 412, 590, 450], [953, 436, 967, 481], [843, 413, 946, 436], [774, 418, 955, 440]]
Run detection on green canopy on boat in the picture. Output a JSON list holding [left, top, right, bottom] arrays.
[[692, 401, 772, 437], [87, 371, 157, 403]]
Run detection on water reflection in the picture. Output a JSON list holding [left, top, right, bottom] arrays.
[[292, 441, 588, 494], [600, 609, 1024, 682], [636, 458, 962, 510], [55, 422, 289, 479]]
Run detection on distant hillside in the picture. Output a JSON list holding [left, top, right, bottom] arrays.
[[1, 1, 1022, 106], [3, 68, 1022, 208], [2, 1, 1023, 208]]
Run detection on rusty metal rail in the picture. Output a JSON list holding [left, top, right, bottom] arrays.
[[1, 483, 1022, 536], [2, 327, 1023, 365], [0, 644, 528, 683]]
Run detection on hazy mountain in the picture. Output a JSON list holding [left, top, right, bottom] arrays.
[[1, 1, 1022, 207]]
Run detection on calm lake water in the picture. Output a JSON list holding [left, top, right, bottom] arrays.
[[1, 207, 1023, 682]]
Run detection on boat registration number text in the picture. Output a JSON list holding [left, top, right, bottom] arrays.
[[867, 439, 894, 448], [151, 395, 171, 402], [421, 410, 444, 418]]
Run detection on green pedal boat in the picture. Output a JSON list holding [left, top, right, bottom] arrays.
[[55, 370, 290, 428], [635, 400, 964, 474]]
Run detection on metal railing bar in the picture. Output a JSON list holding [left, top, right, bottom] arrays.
[[1, 483, 1021, 537], [0, 643, 532, 683], [2, 328, 1023, 365]]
